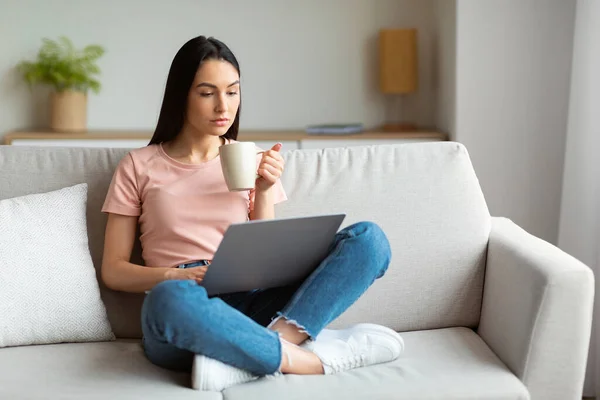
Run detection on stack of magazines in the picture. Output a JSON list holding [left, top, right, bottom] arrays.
[[305, 123, 364, 135]]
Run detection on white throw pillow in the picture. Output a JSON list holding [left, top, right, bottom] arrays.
[[0, 183, 115, 347]]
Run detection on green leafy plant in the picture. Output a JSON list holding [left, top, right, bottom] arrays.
[[18, 36, 105, 94]]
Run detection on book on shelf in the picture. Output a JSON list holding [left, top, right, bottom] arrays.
[[305, 123, 364, 135]]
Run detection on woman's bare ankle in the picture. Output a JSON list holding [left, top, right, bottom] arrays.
[[280, 340, 324, 375], [269, 317, 309, 345]]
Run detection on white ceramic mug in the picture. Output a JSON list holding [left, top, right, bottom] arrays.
[[219, 142, 260, 192]]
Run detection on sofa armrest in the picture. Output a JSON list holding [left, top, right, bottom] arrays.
[[478, 217, 594, 400]]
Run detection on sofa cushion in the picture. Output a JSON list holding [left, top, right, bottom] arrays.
[[0, 183, 114, 347], [0, 328, 528, 400], [0, 146, 145, 338], [277, 143, 491, 331], [224, 327, 529, 400], [0, 340, 221, 400]]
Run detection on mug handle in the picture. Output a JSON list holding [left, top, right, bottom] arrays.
[[255, 151, 264, 179]]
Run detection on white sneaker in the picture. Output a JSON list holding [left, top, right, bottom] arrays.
[[306, 323, 404, 374], [191, 354, 258, 391]]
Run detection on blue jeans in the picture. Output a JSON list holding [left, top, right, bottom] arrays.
[[141, 221, 391, 376]]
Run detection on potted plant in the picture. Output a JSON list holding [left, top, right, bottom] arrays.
[[18, 37, 105, 132]]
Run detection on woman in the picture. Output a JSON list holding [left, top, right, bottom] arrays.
[[101, 35, 403, 392]]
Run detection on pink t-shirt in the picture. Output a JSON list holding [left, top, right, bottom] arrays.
[[101, 139, 287, 268]]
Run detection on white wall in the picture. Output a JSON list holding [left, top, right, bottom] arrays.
[[0, 0, 436, 138], [454, 0, 576, 243], [558, 0, 600, 395], [432, 0, 456, 139]]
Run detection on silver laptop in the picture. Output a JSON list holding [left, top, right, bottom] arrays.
[[201, 214, 346, 296]]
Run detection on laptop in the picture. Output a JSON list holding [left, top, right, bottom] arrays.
[[201, 214, 346, 296]]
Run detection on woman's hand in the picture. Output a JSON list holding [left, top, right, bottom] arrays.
[[256, 143, 285, 192], [164, 266, 208, 284]]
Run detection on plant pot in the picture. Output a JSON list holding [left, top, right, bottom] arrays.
[[50, 90, 87, 132]]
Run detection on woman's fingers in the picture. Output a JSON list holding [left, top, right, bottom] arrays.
[[189, 266, 207, 277], [266, 158, 284, 173], [262, 150, 284, 165], [260, 156, 284, 175], [258, 165, 279, 182], [270, 153, 285, 167], [270, 143, 282, 152], [265, 149, 284, 161], [261, 163, 280, 176], [192, 266, 207, 284]]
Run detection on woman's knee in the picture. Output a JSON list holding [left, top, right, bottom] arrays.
[[346, 221, 392, 277], [143, 280, 208, 326], [346, 221, 391, 253]]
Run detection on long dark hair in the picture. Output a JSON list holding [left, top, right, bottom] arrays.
[[149, 36, 241, 145]]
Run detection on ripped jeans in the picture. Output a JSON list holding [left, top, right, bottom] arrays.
[[141, 221, 391, 376]]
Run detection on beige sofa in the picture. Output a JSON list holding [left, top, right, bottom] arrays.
[[0, 142, 594, 400]]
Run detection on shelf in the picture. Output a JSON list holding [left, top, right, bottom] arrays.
[[3, 129, 448, 145]]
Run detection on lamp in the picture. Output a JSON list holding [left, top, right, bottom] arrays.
[[378, 28, 418, 132]]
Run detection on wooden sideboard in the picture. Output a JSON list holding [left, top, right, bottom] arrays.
[[3, 129, 448, 151]]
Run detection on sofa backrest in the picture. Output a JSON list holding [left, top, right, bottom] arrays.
[[0, 142, 490, 338], [276, 143, 491, 332]]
